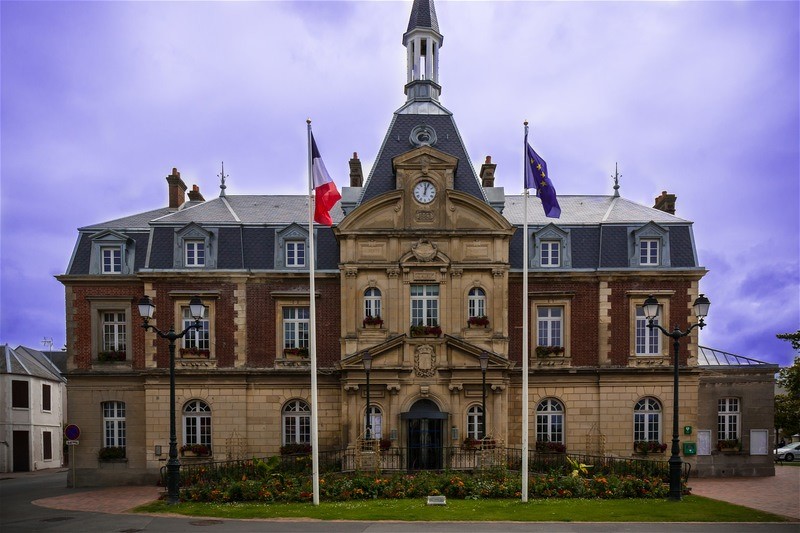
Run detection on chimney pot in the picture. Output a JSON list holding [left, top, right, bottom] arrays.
[[653, 190, 677, 215], [166, 167, 188, 208], [480, 156, 497, 188], [349, 152, 364, 187], [187, 184, 205, 202]]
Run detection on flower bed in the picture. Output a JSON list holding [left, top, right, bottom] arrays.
[[179, 468, 669, 503]]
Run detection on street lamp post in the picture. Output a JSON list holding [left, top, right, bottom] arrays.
[[479, 351, 489, 439], [138, 294, 205, 505], [642, 293, 710, 502], [363, 351, 372, 440]]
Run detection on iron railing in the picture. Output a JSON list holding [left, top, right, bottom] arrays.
[[164, 446, 690, 487]]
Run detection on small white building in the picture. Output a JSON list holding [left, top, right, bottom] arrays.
[[1, 345, 67, 472]]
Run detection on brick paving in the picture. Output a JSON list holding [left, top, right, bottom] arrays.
[[30, 467, 800, 521], [688, 465, 800, 520]]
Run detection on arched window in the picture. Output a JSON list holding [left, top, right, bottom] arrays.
[[364, 288, 382, 319], [634, 397, 662, 442], [102, 401, 126, 448], [283, 400, 311, 445], [467, 404, 484, 439], [183, 400, 211, 446], [365, 405, 382, 439], [468, 287, 486, 318], [536, 398, 564, 443]]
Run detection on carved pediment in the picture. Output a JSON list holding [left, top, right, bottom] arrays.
[[411, 239, 438, 262]]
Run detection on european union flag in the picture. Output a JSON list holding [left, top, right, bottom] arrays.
[[524, 138, 561, 218]]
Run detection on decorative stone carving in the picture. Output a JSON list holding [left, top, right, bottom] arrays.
[[345, 268, 358, 278], [386, 267, 401, 278], [450, 268, 463, 278], [415, 211, 435, 222], [412, 239, 438, 261], [344, 384, 360, 393], [448, 383, 464, 393], [492, 268, 505, 278], [386, 384, 401, 394], [409, 125, 437, 147], [420, 385, 430, 397], [414, 344, 437, 377]]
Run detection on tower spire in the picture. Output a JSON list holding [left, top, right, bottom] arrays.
[[403, 0, 443, 102], [612, 162, 621, 197]]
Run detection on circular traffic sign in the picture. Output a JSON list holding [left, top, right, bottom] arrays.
[[64, 424, 81, 441]]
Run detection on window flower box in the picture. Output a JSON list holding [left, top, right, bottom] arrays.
[[97, 350, 126, 362], [535, 441, 566, 454], [379, 438, 392, 451], [98, 446, 126, 461], [283, 347, 309, 358], [461, 437, 480, 451], [179, 347, 210, 358], [716, 439, 741, 453], [633, 440, 667, 454], [467, 316, 490, 328], [280, 443, 311, 456], [363, 315, 384, 328], [180, 444, 212, 457], [410, 324, 442, 337], [535, 345, 565, 358]]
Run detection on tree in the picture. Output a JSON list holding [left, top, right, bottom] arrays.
[[774, 331, 800, 440]]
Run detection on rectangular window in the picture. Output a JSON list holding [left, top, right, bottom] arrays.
[[102, 311, 127, 353], [182, 306, 210, 351], [718, 398, 740, 441], [286, 241, 306, 267], [283, 307, 310, 349], [635, 305, 661, 355], [43, 431, 53, 461], [103, 401, 126, 447], [12, 380, 29, 408], [185, 240, 205, 267], [101, 246, 121, 273], [541, 241, 560, 267], [42, 384, 51, 412], [411, 284, 439, 326], [537, 307, 563, 347], [640, 239, 659, 265]]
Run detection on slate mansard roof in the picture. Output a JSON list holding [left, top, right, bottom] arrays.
[[65, 186, 700, 276]]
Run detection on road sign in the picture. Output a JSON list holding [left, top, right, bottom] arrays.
[[64, 424, 81, 441], [66, 440, 79, 445]]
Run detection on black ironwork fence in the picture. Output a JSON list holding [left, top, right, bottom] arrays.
[[165, 446, 690, 487]]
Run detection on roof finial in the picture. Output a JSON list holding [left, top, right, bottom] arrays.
[[612, 162, 621, 198], [218, 161, 228, 197]]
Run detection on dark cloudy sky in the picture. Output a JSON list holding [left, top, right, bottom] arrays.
[[1, 1, 798, 366]]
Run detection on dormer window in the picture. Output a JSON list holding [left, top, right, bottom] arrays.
[[540, 241, 560, 267], [639, 239, 659, 266], [286, 241, 306, 267], [185, 240, 205, 267], [101, 246, 122, 274]]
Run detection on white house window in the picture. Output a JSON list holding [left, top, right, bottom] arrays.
[[635, 305, 661, 355], [411, 284, 439, 326], [185, 240, 205, 267], [102, 311, 127, 353], [183, 400, 212, 446], [42, 384, 51, 412], [101, 246, 121, 274], [364, 288, 382, 319], [541, 240, 560, 267], [182, 306, 209, 352], [102, 401, 126, 447], [468, 288, 486, 318], [282, 400, 311, 445], [283, 307, 310, 349], [536, 398, 564, 444], [634, 397, 662, 442], [537, 307, 563, 347], [639, 239, 660, 266], [365, 405, 382, 439], [286, 241, 306, 267], [718, 398, 740, 441], [467, 404, 485, 439]]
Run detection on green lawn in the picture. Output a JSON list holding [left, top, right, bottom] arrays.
[[135, 496, 789, 522]]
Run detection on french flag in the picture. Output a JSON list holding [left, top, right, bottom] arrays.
[[311, 133, 341, 226]]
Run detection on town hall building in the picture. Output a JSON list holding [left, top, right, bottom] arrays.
[[57, 0, 775, 486]]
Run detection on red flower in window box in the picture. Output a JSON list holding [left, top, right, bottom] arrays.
[[363, 315, 384, 327], [179, 347, 210, 358], [410, 324, 442, 337], [467, 316, 490, 327]]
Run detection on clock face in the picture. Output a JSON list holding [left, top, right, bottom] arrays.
[[413, 180, 437, 204]]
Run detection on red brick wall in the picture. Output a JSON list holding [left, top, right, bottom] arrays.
[[245, 277, 342, 367], [67, 283, 144, 370]]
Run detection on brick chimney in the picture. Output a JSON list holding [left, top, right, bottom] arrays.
[[187, 184, 205, 202], [166, 168, 187, 208], [349, 152, 364, 187], [653, 190, 677, 215], [480, 156, 496, 188]]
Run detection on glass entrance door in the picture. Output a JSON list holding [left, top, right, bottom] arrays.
[[407, 418, 443, 470]]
